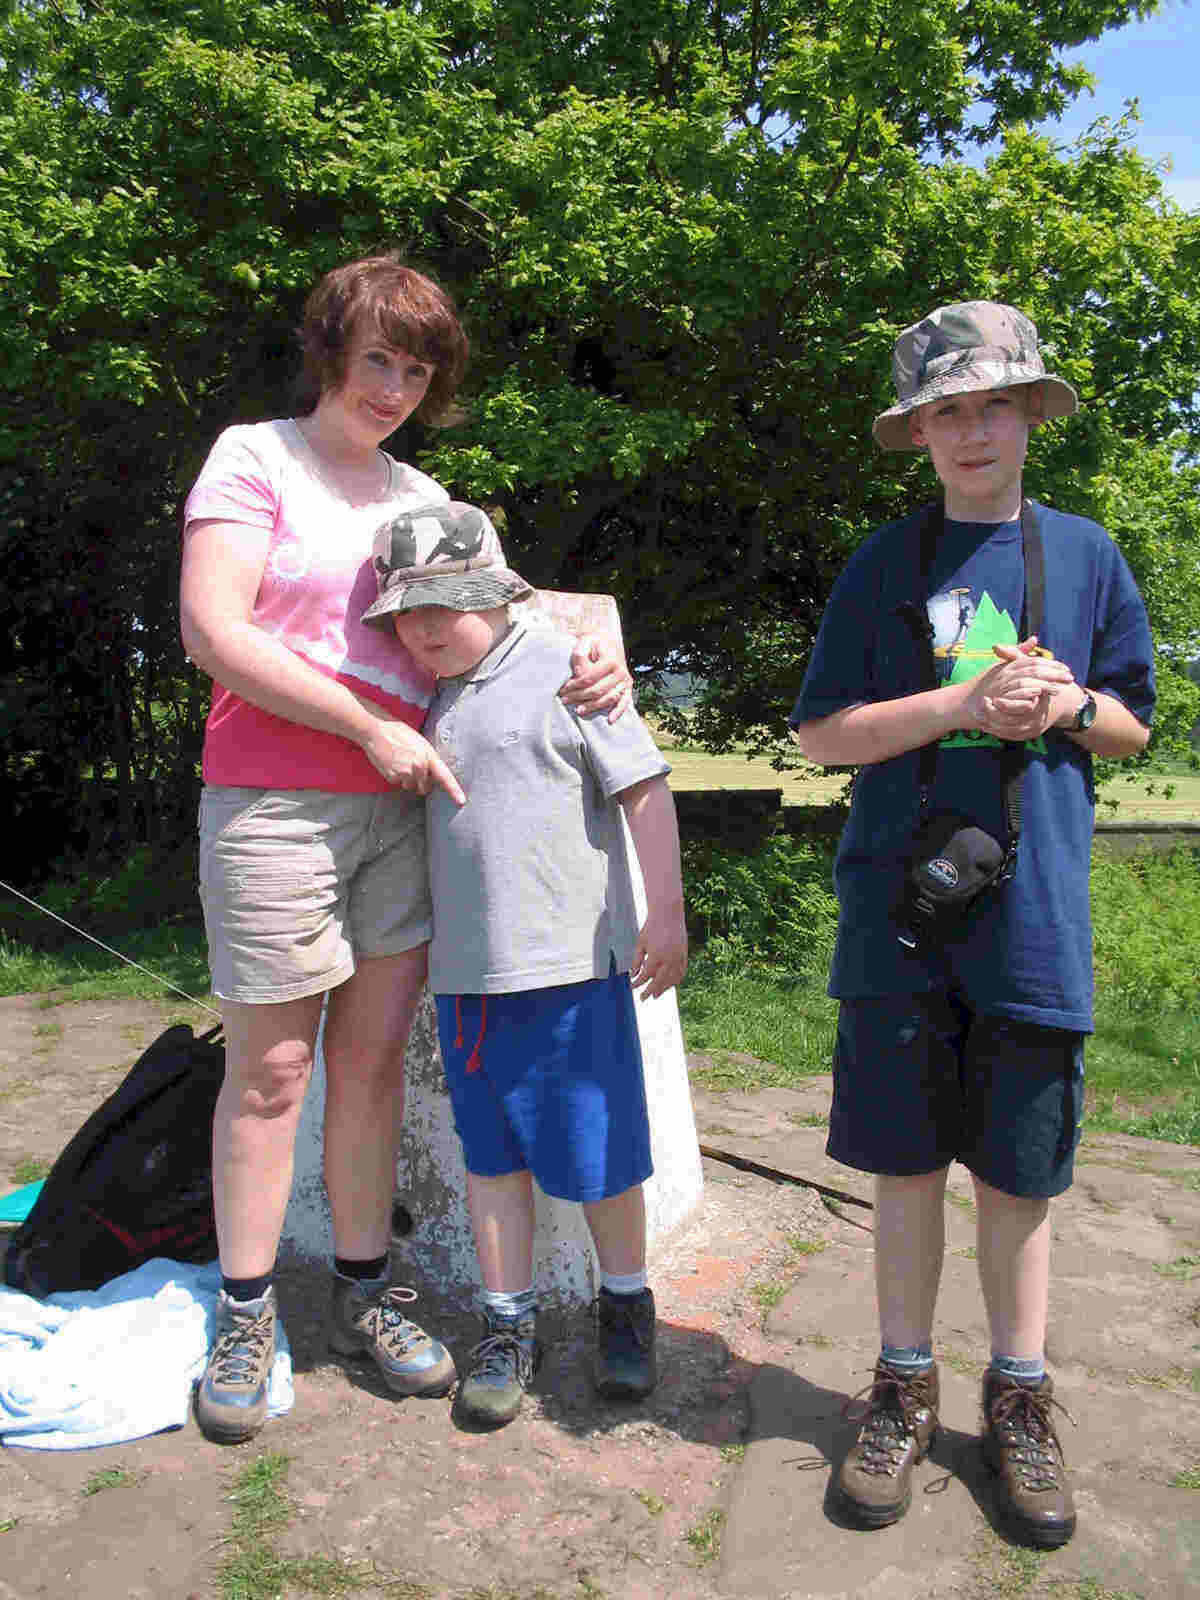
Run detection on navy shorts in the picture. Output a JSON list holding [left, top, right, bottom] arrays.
[[828, 990, 1085, 1198], [435, 972, 653, 1204]]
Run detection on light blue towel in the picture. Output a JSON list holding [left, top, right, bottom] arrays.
[[0, 1257, 293, 1449]]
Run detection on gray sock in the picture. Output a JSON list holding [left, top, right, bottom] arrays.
[[989, 1352, 1045, 1385], [482, 1286, 537, 1321], [880, 1342, 934, 1374]]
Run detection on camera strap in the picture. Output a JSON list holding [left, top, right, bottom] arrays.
[[901, 498, 1045, 864]]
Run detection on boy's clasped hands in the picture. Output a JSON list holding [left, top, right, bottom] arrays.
[[967, 636, 1077, 742]]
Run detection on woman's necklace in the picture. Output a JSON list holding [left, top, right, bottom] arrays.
[[290, 418, 393, 506]]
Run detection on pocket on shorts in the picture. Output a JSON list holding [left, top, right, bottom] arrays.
[[199, 788, 266, 895], [199, 786, 276, 842], [198, 788, 329, 897]]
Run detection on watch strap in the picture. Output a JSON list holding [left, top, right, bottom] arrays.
[[1073, 691, 1097, 731]]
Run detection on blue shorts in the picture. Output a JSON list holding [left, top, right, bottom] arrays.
[[435, 973, 653, 1203], [828, 991, 1085, 1199]]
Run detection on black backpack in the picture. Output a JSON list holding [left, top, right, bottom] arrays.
[[3, 1022, 226, 1298]]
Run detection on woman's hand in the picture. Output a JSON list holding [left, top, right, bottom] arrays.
[[559, 632, 634, 722], [359, 713, 465, 804]]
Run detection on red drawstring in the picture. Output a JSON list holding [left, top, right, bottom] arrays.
[[454, 997, 463, 1049], [465, 995, 487, 1074]]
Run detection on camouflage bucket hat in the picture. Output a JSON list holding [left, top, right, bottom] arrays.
[[361, 501, 533, 625], [872, 301, 1079, 451]]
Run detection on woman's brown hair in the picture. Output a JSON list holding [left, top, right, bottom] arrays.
[[295, 253, 469, 425]]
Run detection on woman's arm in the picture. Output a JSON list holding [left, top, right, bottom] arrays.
[[180, 518, 464, 800]]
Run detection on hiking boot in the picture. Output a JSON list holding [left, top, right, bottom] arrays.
[[594, 1286, 657, 1401], [833, 1360, 940, 1527], [453, 1307, 540, 1429], [982, 1371, 1076, 1548], [196, 1287, 277, 1444], [329, 1276, 456, 1396]]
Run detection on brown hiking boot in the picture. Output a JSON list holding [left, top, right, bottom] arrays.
[[982, 1371, 1076, 1548], [833, 1360, 940, 1526]]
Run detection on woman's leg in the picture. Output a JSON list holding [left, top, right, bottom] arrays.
[[201, 991, 325, 1442], [213, 992, 326, 1278], [322, 945, 455, 1394], [321, 944, 428, 1259]]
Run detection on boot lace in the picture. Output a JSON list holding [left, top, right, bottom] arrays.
[[989, 1382, 1074, 1493], [465, 1327, 535, 1388], [209, 1303, 273, 1387], [843, 1366, 939, 1478], [361, 1285, 427, 1356]]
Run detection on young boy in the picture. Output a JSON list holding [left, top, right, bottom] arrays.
[[789, 303, 1155, 1546], [362, 502, 688, 1427]]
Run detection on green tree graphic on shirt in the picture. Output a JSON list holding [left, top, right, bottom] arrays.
[[938, 592, 1047, 752]]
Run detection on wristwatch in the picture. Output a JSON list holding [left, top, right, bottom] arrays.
[[1072, 691, 1098, 732]]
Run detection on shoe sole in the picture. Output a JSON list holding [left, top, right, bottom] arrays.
[[451, 1393, 523, 1429], [1007, 1514, 1076, 1550], [195, 1401, 268, 1445], [832, 1483, 911, 1528], [329, 1339, 456, 1397], [991, 1488, 1077, 1549], [594, 1377, 656, 1401]]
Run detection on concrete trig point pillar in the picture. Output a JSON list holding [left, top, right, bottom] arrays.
[[282, 591, 704, 1307]]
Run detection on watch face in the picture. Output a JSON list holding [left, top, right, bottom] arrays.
[[1076, 693, 1097, 730]]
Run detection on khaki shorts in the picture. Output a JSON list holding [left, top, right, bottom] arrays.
[[198, 786, 431, 1004]]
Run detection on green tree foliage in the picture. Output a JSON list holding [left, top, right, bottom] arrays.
[[0, 0, 1196, 887]]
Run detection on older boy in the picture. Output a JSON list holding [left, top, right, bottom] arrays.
[[790, 303, 1154, 1546], [362, 502, 687, 1428]]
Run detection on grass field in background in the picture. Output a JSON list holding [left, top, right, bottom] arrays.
[[657, 730, 1200, 820]]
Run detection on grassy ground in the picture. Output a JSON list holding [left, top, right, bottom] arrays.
[[675, 835, 1200, 1148], [679, 952, 1200, 1146], [0, 924, 214, 1011], [3, 845, 1196, 1150]]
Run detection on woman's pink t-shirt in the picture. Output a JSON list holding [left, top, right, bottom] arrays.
[[183, 419, 444, 792]]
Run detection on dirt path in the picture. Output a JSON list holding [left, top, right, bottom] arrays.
[[1, 995, 1198, 1600]]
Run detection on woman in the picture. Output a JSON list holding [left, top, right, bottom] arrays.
[[179, 253, 630, 1443]]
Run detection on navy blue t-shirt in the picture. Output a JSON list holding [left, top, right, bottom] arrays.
[[790, 501, 1155, 1031]]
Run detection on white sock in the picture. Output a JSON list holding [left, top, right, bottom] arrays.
[[601, 1269, 647, 1297]]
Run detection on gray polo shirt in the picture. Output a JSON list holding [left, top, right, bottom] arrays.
[[423, 620, 671, 995]]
